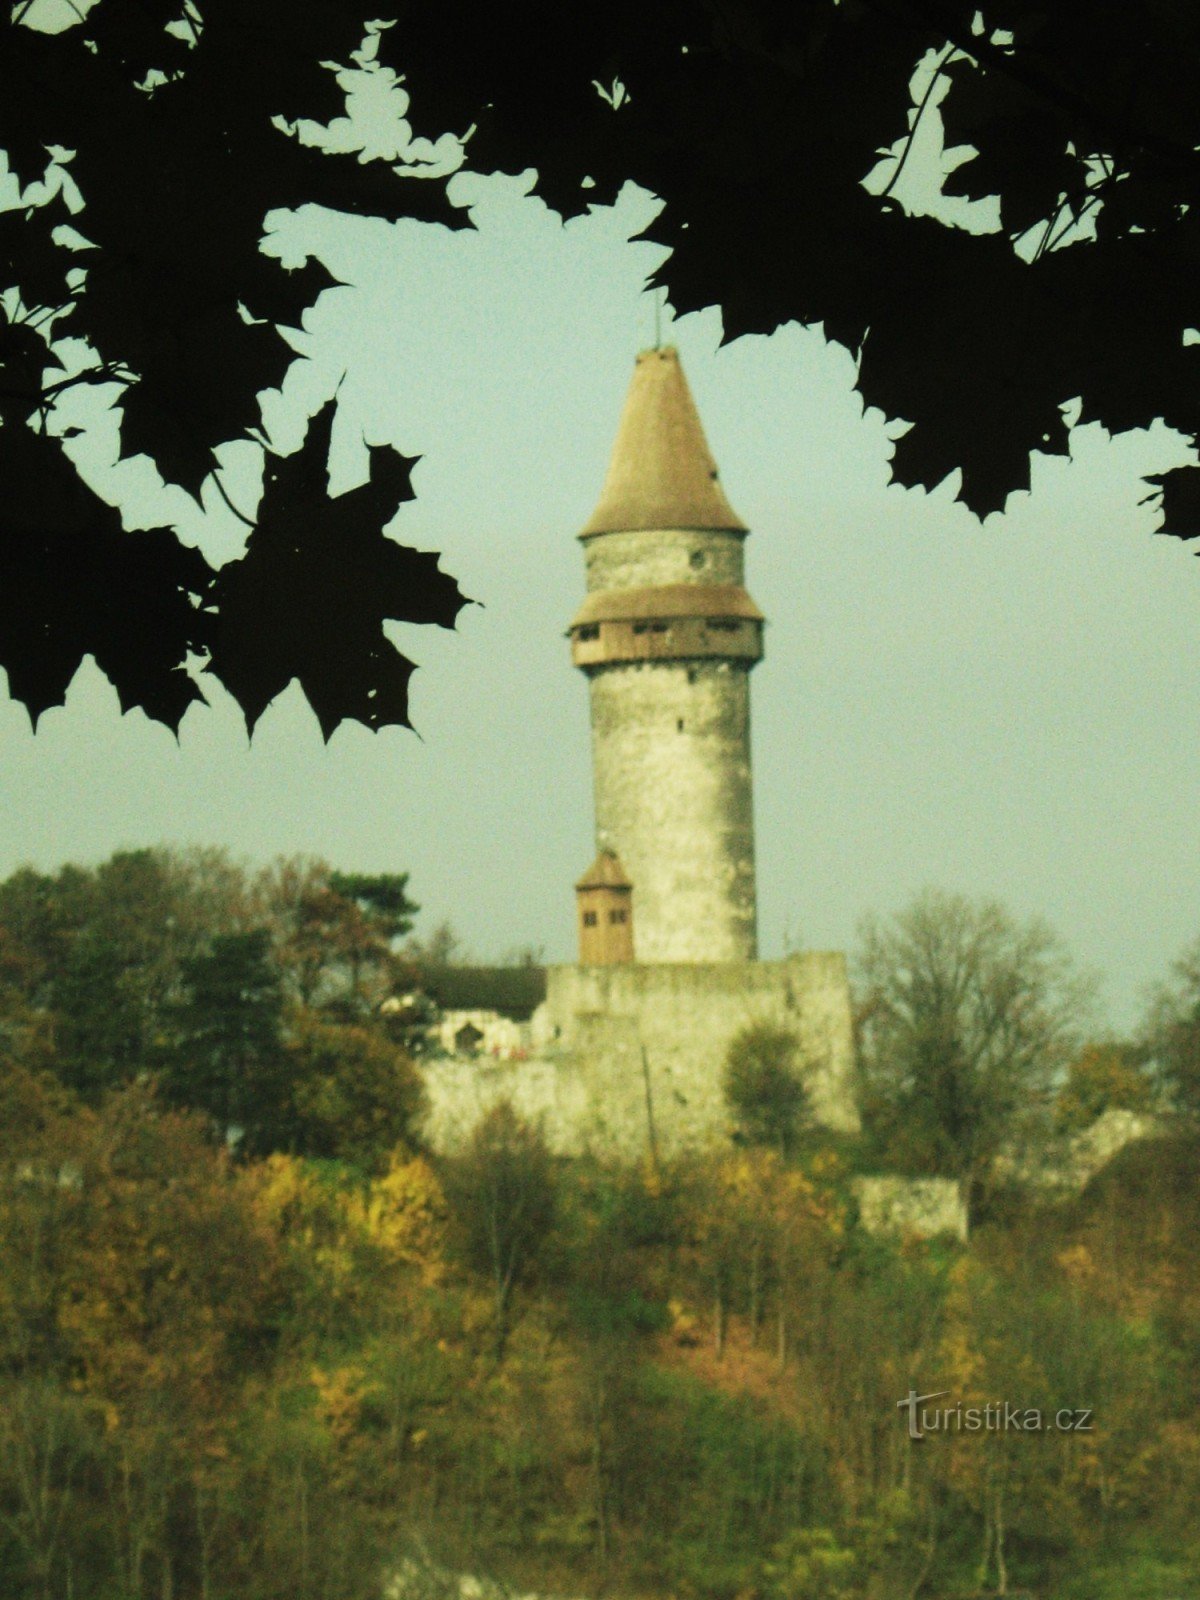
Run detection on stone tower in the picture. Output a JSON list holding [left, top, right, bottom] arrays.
[[569, 347, 764, 963]]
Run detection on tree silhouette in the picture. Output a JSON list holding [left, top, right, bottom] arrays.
[[3, 0, 1198, 736], [0, 0, 469, 734]]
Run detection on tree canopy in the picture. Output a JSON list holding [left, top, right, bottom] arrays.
[[0, 846, 425, 1168], [855, 888, 1089, 1212], [3, 1, 1198, 736]]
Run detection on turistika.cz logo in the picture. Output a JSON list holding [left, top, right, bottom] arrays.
[[897, 1390, 1094, 1441]]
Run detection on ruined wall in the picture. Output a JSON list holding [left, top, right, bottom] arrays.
[[419, 953, 859, 1160], [851, 1176, 969, 1242]]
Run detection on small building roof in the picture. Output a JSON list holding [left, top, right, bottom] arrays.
[[576, 850, 633, 891], [581, 347, 747, 537], [570, 583, 764, 629], [417, 965, 547, 1021]]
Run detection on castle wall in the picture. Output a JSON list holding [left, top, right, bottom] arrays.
[[419, 954, 860, 1160], [589, 661, 756, 962]]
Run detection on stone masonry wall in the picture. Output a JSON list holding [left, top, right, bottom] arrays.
[[851, 1176, 969, 1242], [582, 524, 746, 590], [589, 661, 757, 962], [419, 954, 860, 1160]]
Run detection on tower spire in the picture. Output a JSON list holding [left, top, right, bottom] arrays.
[[581, 347, 746, 538]]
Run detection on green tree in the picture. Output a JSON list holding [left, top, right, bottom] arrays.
[[254, 859, 414, 1019], [724, 1023, 811, 1158], [856, 890, 1089, 1220], [287, 1009, 424, 1173], [327, 873, 418, 944], [0, 849, 253, 1099], [38, 852, 187, 1097], [165, 930, 289, 1154]]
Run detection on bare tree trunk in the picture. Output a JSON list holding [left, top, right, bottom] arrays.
[[640, 1045, 660, 1176], [906, 1496, 938, 1600], [714, 1285, 726, 1358], [590, 1371, 609, 1567], [297, 1465, 309, 1600], [977, 1480, 993, 1596], [748, 1241, 761, 1343], [195, 1483, 213, 1600]]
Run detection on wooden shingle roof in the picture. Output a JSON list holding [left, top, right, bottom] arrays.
[[581, 347, 747, 537]]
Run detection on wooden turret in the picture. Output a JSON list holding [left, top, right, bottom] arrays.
[[576, 849, 634, 964]]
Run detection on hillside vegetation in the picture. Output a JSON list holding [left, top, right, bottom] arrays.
[[0, 851, 1197, 1599]]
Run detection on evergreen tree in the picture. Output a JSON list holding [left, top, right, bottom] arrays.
[[165, 930, 288, 1153]]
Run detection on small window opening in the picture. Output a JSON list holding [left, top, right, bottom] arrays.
[[677, 718, 685, 732], [582, 910, 598, 927], [690, 549, 706, 569], [577, 623, 600, 640], [608, 909, 628, 925]]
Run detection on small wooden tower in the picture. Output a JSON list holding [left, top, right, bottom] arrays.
[[576, 849, 634, 964]]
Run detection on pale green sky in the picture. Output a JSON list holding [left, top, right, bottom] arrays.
[[3, 41, 1198, 1034]]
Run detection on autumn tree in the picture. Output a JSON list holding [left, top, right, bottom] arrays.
[[1144, 934, 1200, 1129], [442, 1103, 557, 1346], [0, 1076, 285, 1600], [856, 890, 1089, 1218], [1053, 1041, 1154, 1135]]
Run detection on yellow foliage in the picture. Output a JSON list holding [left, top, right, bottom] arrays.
[[250, 1151, 314, 1229], [250, 1150, 447, 1286], [349, 1153, 448, 1282], [1055, 1242, 1098, 1290], [310, 1362, 366, 1441]]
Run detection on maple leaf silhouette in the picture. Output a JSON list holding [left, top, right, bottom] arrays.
[[205, 401, 469, 740], [0, 421, 211, 732]]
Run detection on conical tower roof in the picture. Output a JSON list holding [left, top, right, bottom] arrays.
[[575, 849, 632, 891], [581, 347, 747, 537]]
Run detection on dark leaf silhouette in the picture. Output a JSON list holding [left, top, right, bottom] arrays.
[[0, 421, 211, 730], [4, 0, 1200, 735], [0, 0, 470, 733], [1145, 467, 1200, 544], [205, 400, 469, 739]]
